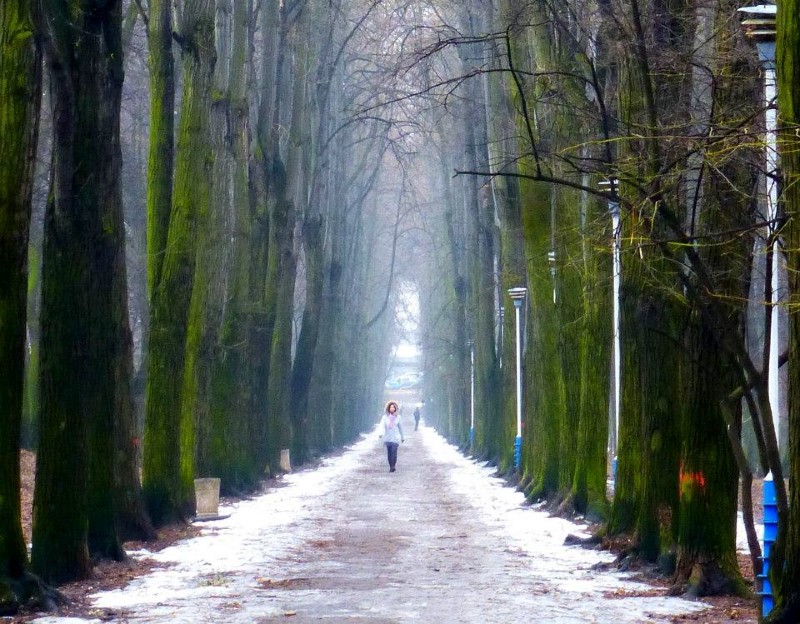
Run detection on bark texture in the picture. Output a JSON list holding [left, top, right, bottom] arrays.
[[0, 0, 41, 592]]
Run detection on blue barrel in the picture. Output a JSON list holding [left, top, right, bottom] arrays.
[[764, 504, 779, 523], [761, 475, 777, 618]]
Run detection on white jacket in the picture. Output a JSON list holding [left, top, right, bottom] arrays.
[[380, 413, 403, 444]]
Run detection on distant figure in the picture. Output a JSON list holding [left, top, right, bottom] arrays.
[[378, 401, 404, 472], [413, 406, 421, 431]]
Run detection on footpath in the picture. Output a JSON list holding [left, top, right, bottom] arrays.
[[33, 424, 717, 623]]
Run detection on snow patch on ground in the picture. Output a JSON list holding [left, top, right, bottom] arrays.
[[31, 428, 715, 623]]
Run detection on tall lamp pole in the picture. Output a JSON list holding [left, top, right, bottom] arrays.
[[498, 307, 505, 369], [468, 340, 475, 447], [599, 178, 621, 465], [739, 4, 781, 449], [738, 6, 778, 618], [508, 287, 527, 470]]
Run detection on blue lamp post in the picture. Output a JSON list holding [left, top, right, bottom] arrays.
[[508, 287, 527, 470]]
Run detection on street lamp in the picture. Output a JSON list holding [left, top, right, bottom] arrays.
[[599, 178, 621, 467], [498, 307, 505, 369], [547, 250, 557, 303], [738, 7, 778, 618], [508, 287, 527, 470], [739, 3, 781, 450], [468, 340, 475, 447]]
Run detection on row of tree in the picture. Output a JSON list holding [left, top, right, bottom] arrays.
[[3, 0, 800, 621], [400, 0, 799, 620], [1, 0, 412, 611]]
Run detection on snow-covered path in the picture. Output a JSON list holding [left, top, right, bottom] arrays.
[[43, 425, 711, 623]]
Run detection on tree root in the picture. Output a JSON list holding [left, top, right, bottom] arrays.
[[670, 561, 752, 599], [0, 572, 64, 616], [563, 533, 602, 547], [765, 597, 800, 624]]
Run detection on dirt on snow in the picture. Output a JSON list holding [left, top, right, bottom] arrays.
[[13, 443, 760, 623]]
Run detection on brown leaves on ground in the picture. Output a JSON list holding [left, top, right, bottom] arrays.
[[16, 450, 761, 623], [10, 523, 202, 622]]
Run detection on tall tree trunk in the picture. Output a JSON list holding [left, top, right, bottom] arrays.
[[145, 0, 175, 300], [672, 0, 750, 596], [265, 5, 305, 470], [192, 0, 236, 488], [33, 0, 128, 581], [247, 0, 280, 473], [520, 177, 563, 497], [290, 212, 324, 464], [143, 0, 216, 524], [175, 0, 219, 514], [675, 321, 745, 596], [569, 191, 611, 520], [203, 0, 258, 492], [0, 0, 41, 596]]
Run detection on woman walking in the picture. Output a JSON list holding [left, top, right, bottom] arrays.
[[379, 401, 404, 472]]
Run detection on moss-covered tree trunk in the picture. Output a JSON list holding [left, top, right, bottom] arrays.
[[265, 196, 296, 469], [0, 0, 40, 598], [266, 8, 306, 471], [176, 0, 219, 513], [553, 188, 582, 498], [143, 0, 216, 524], [511, 0, 573, 498], [607, 8, 683, 552], [569, 192, 611, 520], [190, 0, 238, 492], [260, 8, 291, 463], [33, 0, 130, 581], [201, 0, 258, 493], [437, 139, 469, 446], [671, 0, 751, 596], [145, 0, 174, 300], [497, 177, 525, 476], [245, 0, 279, 475], [484, 0, 526, 473], [307, 227, 343, 454], [291, 212, 324, 464], [675, 321, 744, 595], [769, 0, 800, 618], [519, 177, 563, 497], [627, 274, 680, 564], [457, 2, 500, 460]]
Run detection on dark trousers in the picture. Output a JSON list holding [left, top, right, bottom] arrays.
[[385, 442, 399, 469], [414, 418, 420, 431]]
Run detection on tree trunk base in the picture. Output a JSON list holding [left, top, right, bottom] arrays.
[[670, 561, 751, 598], [765, 597, 800, 624], [116, 510, 157, 543], [0, 572, 63, 616]]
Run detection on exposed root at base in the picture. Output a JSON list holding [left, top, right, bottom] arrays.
[[0, 572, 64, 616], [670, 561, 752, 599]]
